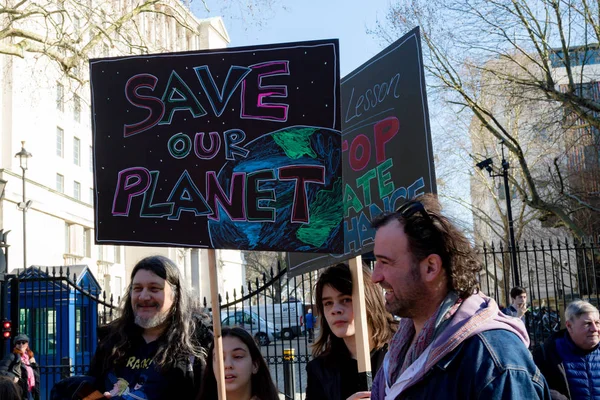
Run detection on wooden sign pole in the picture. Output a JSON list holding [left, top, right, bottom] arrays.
[[208, 249, 227, 400], [349, 255, 372, 390]]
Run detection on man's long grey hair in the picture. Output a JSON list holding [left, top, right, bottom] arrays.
[[98, 255, 203, 371]]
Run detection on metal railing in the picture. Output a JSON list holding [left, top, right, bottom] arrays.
[[479, 235, 600, 347]]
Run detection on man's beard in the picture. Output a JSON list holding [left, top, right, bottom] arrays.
[[135, 309, 170, 329], [386, 263, 424, 318]]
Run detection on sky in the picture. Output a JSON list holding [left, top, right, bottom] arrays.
[[200, 0, 394, 77], [190, 0, 473, 227]]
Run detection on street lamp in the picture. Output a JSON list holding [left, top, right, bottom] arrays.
[[476, 142, 520, 287], [14, 141, 32, 271]]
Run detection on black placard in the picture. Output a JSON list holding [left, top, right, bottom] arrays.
[[90, 40, 343, 253], [287, 28, 436, 274]]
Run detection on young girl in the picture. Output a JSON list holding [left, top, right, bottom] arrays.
[[306, 263, 397, 400], [197, 327, 279, 400]]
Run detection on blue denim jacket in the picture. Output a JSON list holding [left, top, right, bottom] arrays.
[[375, 329, 551, 399]]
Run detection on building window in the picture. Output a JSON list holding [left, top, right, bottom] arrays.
[[74, 181, 81, 200], [89, 146, 93, 172], [56, 127, 64, 157], [114, 246, 121, 263], [114, 276, 122, 298], [83, 228, 91, 257], [64, 222, 71, 253], [56, 83, 64, 111], [73, 137, 80, 166], [56, 174, 64, 193], [74, 94, 81, 122]]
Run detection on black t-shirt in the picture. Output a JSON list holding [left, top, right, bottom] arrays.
[[91, 335, 198, 400]]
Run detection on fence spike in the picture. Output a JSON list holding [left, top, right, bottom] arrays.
[[203, 297, 207, 308], [233, 288, 237, 301], [225, 291, 229, 302], [241, 285, 245, 296], [59, 266, 63, 277], [218, 293, 222, 304]]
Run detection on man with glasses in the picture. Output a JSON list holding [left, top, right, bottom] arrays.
[[369, 194, 550, 399]]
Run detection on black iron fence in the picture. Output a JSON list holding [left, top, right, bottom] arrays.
[[213, 263, 318, 400], [479, 235, 600, 348], [1, 235, 598, 399], [0, 265, 119, 400]]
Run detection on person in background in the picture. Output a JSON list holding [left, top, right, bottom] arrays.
[[88, 255, 205, 400], [196, 327, 279, 400], [370, 194, 550, 399], [306, 262, 397, 400], [503, 286, 529, 322], [0, 333, 40, 400], [0, 375, 23, 400], [533, 300, 600, 400], [305, 308, 317, 342]]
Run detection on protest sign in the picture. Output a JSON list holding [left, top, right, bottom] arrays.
[[287, 27, 436, 274], [90, 40, 342, 253]]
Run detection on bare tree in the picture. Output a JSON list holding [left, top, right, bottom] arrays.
[[243, 250, 285, 302], [373, 0, 600, 240], [0, 0, 279, 84]]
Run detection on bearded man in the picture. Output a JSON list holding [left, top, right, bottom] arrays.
[[370, 194, 551, 399], [88, 256, 205, 400]]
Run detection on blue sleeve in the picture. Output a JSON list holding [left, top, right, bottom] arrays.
[[477, 368, 552, 400]]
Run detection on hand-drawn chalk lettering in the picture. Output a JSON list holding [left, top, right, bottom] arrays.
[[279, 165, 325, 223], [344, 73, 401, 123], [160, 70, 207, 125], [246, 170, 276, 222], [124, 74, 165, 137], [241, 61, 290, 122], [194, 65, 252, 117], [112, 167, 152, 215], [205, 171, 246, 221]]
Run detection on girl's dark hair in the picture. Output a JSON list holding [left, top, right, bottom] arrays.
[[312, 263, 397, 358], [197, 327, 279, 400], [371, 193, 481, 299], [97, 255, 201, 372], [0, 375, 22, 400]]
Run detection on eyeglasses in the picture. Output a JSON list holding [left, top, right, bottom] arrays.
[[15, 341, 27, 345], [395, 200, 431, 222]]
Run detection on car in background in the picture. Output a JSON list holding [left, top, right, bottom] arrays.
[[221, 310, 279, 345]]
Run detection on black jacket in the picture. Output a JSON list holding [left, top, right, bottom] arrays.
[[532, 330, 571, 400], [0, 352, 41, 400], [305, 342, 387, 400]]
